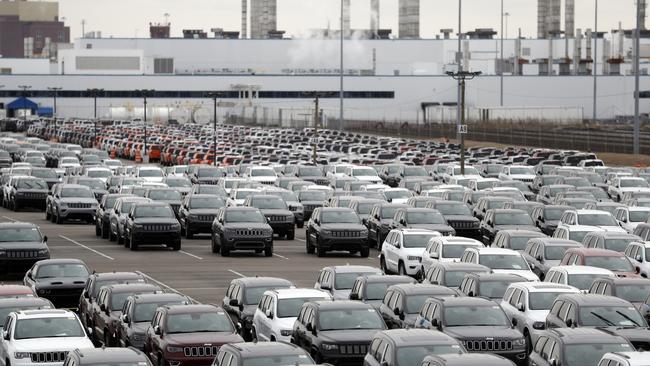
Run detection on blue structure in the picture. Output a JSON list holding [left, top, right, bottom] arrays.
[[6, 97, 38, 117]]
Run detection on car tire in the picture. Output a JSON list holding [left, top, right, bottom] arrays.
[[524, 330, 532, 355], [380, 256, 389, 274], [45, 209, 51, 221], [264, 245, 273, 257], [311, 351, 323, 364], [316, 243, 326, 257], [186, 227, 194, 239], [170, 241, 181, 251], [101, 224, 109, 239], [221, 246, 230, 257], [55, 211, 62, 224], [158, 354, 166, 366], [360, 247, 370, 258], [130, 235, 138, 251], [287, 230, 295, 240], [306, 234, 315, 254], [109, 229, 116, 242], [297, 221, 304, 229], [398, 261, 407, 276], [95, 224, 101, 236], [211, 235, 220, 254]]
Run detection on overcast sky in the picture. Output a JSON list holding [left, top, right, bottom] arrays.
[[58, 0, 637, 39]]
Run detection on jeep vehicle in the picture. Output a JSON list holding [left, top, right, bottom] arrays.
[[473, 196, 515, 221], [588, 277, 650, 309], [379, 284, 459, 329], [297, 189, 328, 221], [364, 329, 466, 366], [47, 183, 98, 224], [582, 231, 641, 253], [143, 188, 183, 217], [349, 198, 386, 224], [413, 296, 527, 364], [189, 166, 224, 185], [459, 272, 526, 300], [306, 207, 370, 257], [6, 177, 48, 211], [380, 229, 442, 277], [108, 197, 152, 244], [559, 248, 639, 278], [94, 193, 131, 238], [188, 183, 228, 197], [390, 208, 455, 236], [493, 230, 548, 252], [222, 277, 294, 341], [162, 176, 192, 196], [291, 300, 387, 364], [422, 353, 516, 366], [143, 304, 243, 366], [426, 200, 480, 238], [366, 203, 409, 249], [79, 271, 146, 329], [261, 188, 305, 228], [244, 194, 295, 239], [178, 194, 226, 239], [546, 294, 650, 350], [214, 342, 316, 366], [0, 222, 50, 274], [90, 283, 161, 346], [124, 202, 182, 251], [293, 165, 329, 185], [0, 309, 94, 366], [349, 274, 415, 309], [63, 348, 152, 366], [314, 265, 382, 300], [73, 177, 108, 201], [480, 209, 541, 246], [211, 206, 274, 256], [0, 297, 54, 331], [532, 205, 572, 235], [23, 258, 90, 308], [423, 261, 491, 288], [522, 238, 583, 280]]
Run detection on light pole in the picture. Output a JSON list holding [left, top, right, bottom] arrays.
[[17, 85, 31, 122], [592, 0, 598, 124], [339, 0, 344, 130], [500, 0, 504, 106], [205, 92, 225, 166], [87, 88, 104, 147], [305, 91, 336, 165], [447, 71, 482, 176], [135, 89, 155, 157], [504, 12, 510, 38], [456, 0, 463, 141], [47, 87, 62, 141], [634, 0, 641, 155]]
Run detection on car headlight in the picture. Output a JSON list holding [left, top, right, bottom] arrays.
[[38, 289, 50, 295], [166, 346, 183, 353], [533, 322, 546, 330], [14, 352, 31, 359], [407, 256, 422, 262], [513, 339, 526, 347], [59, 203, 68, 208], [360, 229, 368, 235], [0, 250, 6, 257], [189, 214, 199, 219], [280, 329, 292, 336], [322, 344, 338, 351], [321, 229, 331, 235], [37, 249, 49, 256]]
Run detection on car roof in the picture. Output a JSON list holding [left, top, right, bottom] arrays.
[[224, 342, 307, 357], [530, 238, 581, 246], [550, 265, 616, 275], [310, 300, 373, 310], [379, 329, 461, 347], [398, 229, 441, 236], [593, 277, 650, 286], [556, 293, 633, 306], [104, 283, 160, 293], [437, 262, 491, 271], [35, 258, 86, 265], [268, 288, 330, 299], [164, 304, 221, 314], [589, 232, 641, 240], [92, 272, 144, 281], [466, 272, 528, 282], [574, 209, 612, 215], [0, 297, 52, 308], [0, 222, 39, 229], [132, 292, 188, 303], [15, 309, 76, 319], [473, 247, 521, 256], [388, 284, 458, 296], [436, 296, 497, 307], [498, 230, 546, 237], [362, 275, 414, 284], [509, 282, 579, 293], [565, 248, 624, 257], [548, 328, 629, 344], [72, 348, 147, 364], [234, 277, 294, 287], [325, 265, 381, 274]]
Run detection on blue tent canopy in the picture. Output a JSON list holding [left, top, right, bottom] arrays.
[[7, 97, 38, 110]]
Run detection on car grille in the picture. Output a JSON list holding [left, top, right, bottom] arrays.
[[268, 215, 290, 222], [7, 250, 39, 258], [30, 351, 68, 363], [304, 204, 321, 211], [339, 344, 368, 355], [68, 203, 92, 209], [236, 229, 265, 236], [331, 230, 364, 237], [183, 346, 220, 357], [515, 178, 533, 183], [448, 220, 479, 229], [260, 181, 275, 185], [288, 206, 298, 212], [197, 215, 215, 222], [464, 340, 513, 351], [143, 224, 173, 231], [21, 192, 47, 199]]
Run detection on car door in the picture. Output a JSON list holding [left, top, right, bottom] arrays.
[[385, 233, 400, 272]]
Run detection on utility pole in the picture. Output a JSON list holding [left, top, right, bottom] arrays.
[[456, 0, 463, 141], [634, 0, 642, 155], [500, 0, 504, 106], [447, 71, 482, 175], [313, 96, 319, 165], [592, 0, 598, 124], [135, 89, 155, 157], [47, 87, 62, 141], [87, 88, 104, 148], [339, 0, 344, 130], [206, 92, 223, 166]]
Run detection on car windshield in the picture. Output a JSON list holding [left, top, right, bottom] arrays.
[[444, 305, 508, 326], [252, 198, 286, 209], [365, 283, 404, 300], [442, 244, 478, 258], [396, 345, 463, 366], [111, 293, 141, 311], [453, 167, 480, 175], [165, 179, 191, 188], [406, 212, 446, 224], [384, 190, 410, 199], [61, 158, 79, 164], [545, 246, 576, 260], [0, 228, 42, 242], [604, 239, 634, 252], [226, 210, 266, 223], [578, 214, 617, 226], [630, 211, 650, 222], [584, 256, 633, 272], [445, 271, 477, 287], [494, 213, 534, 225], [87, 170, 111, 178], [615, 284, 650, 303], [300, 191, 327, 201], [356, 203, 375, 215], [133, 301, 185, 322], [190, 197, 225, 209], [277, 297, 328, 318], [166, 312, 233, 333], [197, 186, 226, 196], [564, 343, 633, 366], [436, 204, 471, 216], [529, 292, 571, 310], [480, 255, 529, 270], [568, 274, 604, 290], [122, 178, 141, 186], [242, 356, 314, 366], [138, 169, 163, 177], [580, 306, 645, 327], [235, 191, 256, 199], [352, 168, 377, 177], [335, 272, 379, 290], [197, 169, 221, 178], [479, 281, 512, 299], [403, 234, 437, 248], [17, 179, 47, 190], [31, 170, 57, 179], [381, 207, 401, 219], [407, 294, 449, 313], [299, 167, 322, 176], [569, 231, 591, 243], [36, 264, 88, 279], [135, 206, 174, 218], [510, 167, 534, 175], [508, 237, 537, 251], [545, 208, 567, 221], [61, 187, 94, 198], [79, 180, 105, 190], [621, 180, 649, 188], [14, 317, 85, 339], [277, 191, 298, 202], [318, 309, 384, 330], [322, 211, 360, 224], [148, 190, 181, 200], [245, 285, 290, 305], [487, 200, 510, 209], [250, 169, 275, 177]]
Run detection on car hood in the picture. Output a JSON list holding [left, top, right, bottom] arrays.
[[321, 223, 366, 230], [332, 289, 352, 300], [12, 336, 94, 351], [164, 331, 243, 345], [445, 215, 479, 222], [491, 269, 539, 281], [226, 223, 271, 230], [133, 217, 178, 224], [141, 177, 163, 183], [274, 317, 297, 331], [60, 198, 97, 204], [407, 224, 454, 233], [318, 329, 381, 342], [35, 276, 88, 288], [443, 326, 523, 339], [597, 327, 650, 341], [260, 209, 292, 216], [188, 209, 221, 215], [494, 225, 541, 233], [17, 189, 48, 194], [0, 242, 45, 250]]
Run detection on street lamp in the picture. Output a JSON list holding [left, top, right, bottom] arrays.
[[305, 91, 336, 165], [634, 0, 642, 155], [205, 92, 227, 166], [47, 87, 62, 141], [87, 88, 104, 148], [135, 89, 155, 156], [504, 12, 510, 39], [447, 71, 482, 175], [17, 85, 31, 122]]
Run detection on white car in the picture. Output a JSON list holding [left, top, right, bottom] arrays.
[[165, 165, 188, 177], [57, 157, 81, 169], [135, 166, 164, 183], [252, 288, 331, 342], [421, 237, 484, 273], [361, 184, 391, 192], [441, 165, 482, 184], [552, 226, 605, 244], [608, 177, 650, 202], [227, 188, 261, 206], [345, 166, 382, 184], [501, 282, 580, 348], [381, 188, 412, 204], [460, 247, 540, 281], [599, 352, 650, 366], [380, 229, 442, 277], [326, 164, 354, 179], [624, 241, 650, 277], [84, 167, 112, 184], [614, 207, 650, 234], [468, 178, 501, 191], [218, 178, 247, 194], [0, 309, 93, 366], [544, 265, 616, 292], [243, 166, 278, 185], [102, 159, 122, 173], [498, 165, 536, 184], [557, 209, 627, 234]]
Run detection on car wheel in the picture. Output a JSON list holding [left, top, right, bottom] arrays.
[[297, 221, 304, 229], [360, 247, 370, 258], [45, 209, 51, 221], [211, 235, 220, 254], [377, 234, 384, 251], [170, 241, 181, 251], [95, 223, 101, 236], [380, 256, 389, 274], [524, 330, 532, 355], [55, 211, 62, 224], [101, 224, 109, 239], [311, 351, 323, 364], [158, 354, 166, 366], [287, 230, 295, 240], [186, 227, 194, 239], [264, 245, 273, 257], [306, 234, 315, 254], [316, 243, 326, 257], [398, 261, 407, 276], [130, 234, 138, 251], [221, 246, 230, 257], [109, 229, 116, 242]]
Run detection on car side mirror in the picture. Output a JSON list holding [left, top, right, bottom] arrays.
[[265, 309, 274, 319], [100, 303, 107, 312], [83, 291, 90, 299], [511, 318, 518, 327], [431, 318, 441, 330], [229, 299, 239, 307], [362, 218, 367, 225], [565, 318, 573, 327], [550, 359, 558, 366], [430, 252, 439, 259], [349, 293, 359, 300], [154, 325, 163, 336], [539, 217, 545, 223], [536, 254, 543, 262], [400, 219, 406, 225], [636, 255, 643, 262], [122, 314, 130, 324], [42, 236, 47, 243], [517, 303, 525, 312], [320, 282, 331, 291], [1, 330, 8, 341]]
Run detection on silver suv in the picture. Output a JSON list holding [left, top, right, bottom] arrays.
[[48, 184, 98, 224]]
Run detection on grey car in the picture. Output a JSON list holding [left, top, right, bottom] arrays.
[[244, 194, 296, 240], [364, 329, 466, 366], [378, 284, 460, 329], [521, 238, 582, 280], [211, 207, 274, 257], [314, 265, 382, 300], [108, 197, 152, 244], [0, 222, 50, 274], [48, 183, 98, 224], [349, 274, 415, 309]]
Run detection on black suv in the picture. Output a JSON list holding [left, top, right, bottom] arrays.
[[244, 194, 296, 239], [379, 284, 459, 329], [414, 296, 526, 364], [297, 189, 328, 221], [588, 277, 650, 312], [0, 222, 50, 274], [222, 277, 294, 341], [546, 293, 650, 350], [291, 300, 387, 364], [95, 193, 131, 238], [364, 328, 466, 366], [349, 274, 415, 309], [24, 258, 90, 308], [426, 201, 480, 238], [366, 203, 408, 249], [143, 188, 183, 218], [211, 207, 274, 256], [306, 207, 370, 257], [124, 202, 182, 251], [458, 272, 526, 300], [390, 208, 455, 236], [6, 176, 48, 211], [178, 194, 226, 239], [480, 209, 541, 246], [79, 271, 146, 329], [532, 205, 572, 236], [423, 262, 491, 288], [214, 342, 315, 366]]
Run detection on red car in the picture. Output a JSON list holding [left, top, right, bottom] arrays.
[[0, 284, 35, 298], [560, 247, 641, 278]]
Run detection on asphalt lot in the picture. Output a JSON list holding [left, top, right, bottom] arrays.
[[0, 205, 381, 304]]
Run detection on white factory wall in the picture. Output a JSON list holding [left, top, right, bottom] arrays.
[[0, 58, 51, 74], [1, 74, 647, 122], [58, 48, 144, 75]]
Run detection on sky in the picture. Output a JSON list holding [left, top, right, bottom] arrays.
[[57, 0, 638, 39]]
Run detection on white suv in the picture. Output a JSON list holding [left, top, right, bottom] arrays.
[[252, 288, 331, 342], [380, 229, 442, 277], [460, 247, 539, 281], [608, 177, 650, 202], [614, 207, 650, 234], [544, 265, 616, 292], [624, 241, 650, 277], [243, 166, 278, 185], [557, 209, 627, 234], [421, 237, 484, 273], [0, 309, 93, 366], [599, 352, 650, 366]]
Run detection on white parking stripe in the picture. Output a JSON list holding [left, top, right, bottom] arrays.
[[2, 216, 17, 222], [136, 272, 198, 304], [273, 253, 290, 260], [294, 238, 306, 242], [179, 250, 203, 260], [228, 269, 246, 278], [58, 235, 115, 260]]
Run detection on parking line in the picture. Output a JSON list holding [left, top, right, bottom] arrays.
[[58, 235, 114, 261], [273, 253, 290, 260], [179, 250, 203, 260], [228, 269, 246, 278], [294, 238, 306, 242], [2, 216, 17, 222], [136, 272, 198, 304]]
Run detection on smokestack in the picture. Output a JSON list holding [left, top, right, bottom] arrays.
[[565, 0, 575, 38], [538, 0, 549, 38], [573, 28, 582, 75], [370, 0, 380, 38], [241, 0, 247, 39], [642, 0, 647, 30], [399, 0, 420, 39], [250, 0, 277, 39], [342, 0, 351, 37], [549, 0, 561, 37]]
